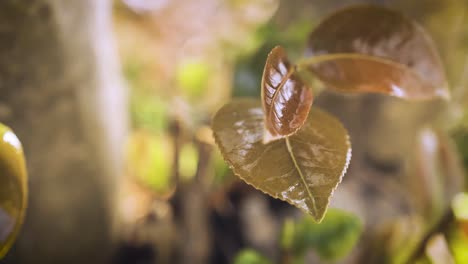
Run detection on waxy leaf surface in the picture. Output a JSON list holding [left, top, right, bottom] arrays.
[[305, 5, 448, 100], [213, 99, 351, 221], [0, 124, 27, 258], [262, 46, 313, 143]]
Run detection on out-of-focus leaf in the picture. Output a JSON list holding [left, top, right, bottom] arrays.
[[127, 130, 173, 194], [130, 92, 168, 132], [293, 209, 362, 261], [212, 148, 231, 185], [0, 124, 27, 258], [176, 59, 210, 99], [233, 249, 272, 264], [452, 192, 468, 236], [448, 223, 468, 264], [452, 193, 468, 221], [261, 46, 313, 143], [280, 218, 295, 251], [212, 99, 351, 221], [303, 5, 448, 100], [425, 234, 455, 264], [179, 143, 198, 181]]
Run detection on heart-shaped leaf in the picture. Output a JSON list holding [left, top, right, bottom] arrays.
[[212, 99, 351, 221], [0, 124, 27, 258], [261, 46, 313, 143], [302, 5, 448, 100]]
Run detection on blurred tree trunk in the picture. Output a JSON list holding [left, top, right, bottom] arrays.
[[0, 0, 127, 263]]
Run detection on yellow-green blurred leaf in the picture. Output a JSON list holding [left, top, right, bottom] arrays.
[[280, 218, 296, 251], [179, 143, 198, 181], [302, 5, 448, 100], [448, 225, 468, 264], [452, 193, 468, 221], [176, 59, 210, 99], [233, 249, 272, 264], [293, 209, 362, 261], [212, 99, 351, 221], [0, 124, 27, 258], [130, 92, 168, 132], [127, 131, 173, 194]]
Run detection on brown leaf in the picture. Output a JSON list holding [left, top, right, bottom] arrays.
[[262, 46, 313, 143], [212, 99, 351, 221], [303, 5, 448, 100], [0, 124, 27, 258]]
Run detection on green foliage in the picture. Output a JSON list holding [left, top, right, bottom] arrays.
[[233, 249, 272, 264], [449, 227, 468, 264], [179, 143, 199, 181], [288, 209, 362, 261], [452, 193, 468, 220], [176, 59, 210, 99], [127, 131, 172, 193], [130, 92, 168, 132]]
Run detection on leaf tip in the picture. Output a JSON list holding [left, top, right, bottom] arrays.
[[262, 129, 278, 144]]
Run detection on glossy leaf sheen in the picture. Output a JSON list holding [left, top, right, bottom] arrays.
[[262, 46, 313, 143], [213, 99, 351, 221], [305, 5, 448, 100], [0, 124, 27, 258]]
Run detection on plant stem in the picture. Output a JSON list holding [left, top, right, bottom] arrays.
[[295, 53, 407, 71]]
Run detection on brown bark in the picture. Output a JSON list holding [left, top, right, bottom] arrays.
[[0, 1, 127, 263]]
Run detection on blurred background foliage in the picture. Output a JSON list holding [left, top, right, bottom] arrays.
[[111, 0, 468, 263]]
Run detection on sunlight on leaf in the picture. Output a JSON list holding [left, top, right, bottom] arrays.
[[302, 5, 448, 100], [261, 46, 313, 143], [0, 124, 27, 258], [212, 99, 351, 221]]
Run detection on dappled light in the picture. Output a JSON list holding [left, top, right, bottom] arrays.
[[0, 0, 467, 263]]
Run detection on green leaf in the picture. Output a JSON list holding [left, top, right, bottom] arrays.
[[452, 193, 468, 221], [212, 99, 351, 221], [233, 249, 272, 264], [261, 46, 313, 143], [176, 59, 210, 99], [448, 224, 468, 264], [179, 143, 198, 181], [293, 209, 362, 261], [127, 130, 173, 194], [301, 5, 448, 100], [0, 124, 27, 258]]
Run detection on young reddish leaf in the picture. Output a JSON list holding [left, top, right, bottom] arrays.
[[0, 124, 27, 258], [212, 99, 351, 222], [261, 46, 313, 143], [302, 5, 448, 100]]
